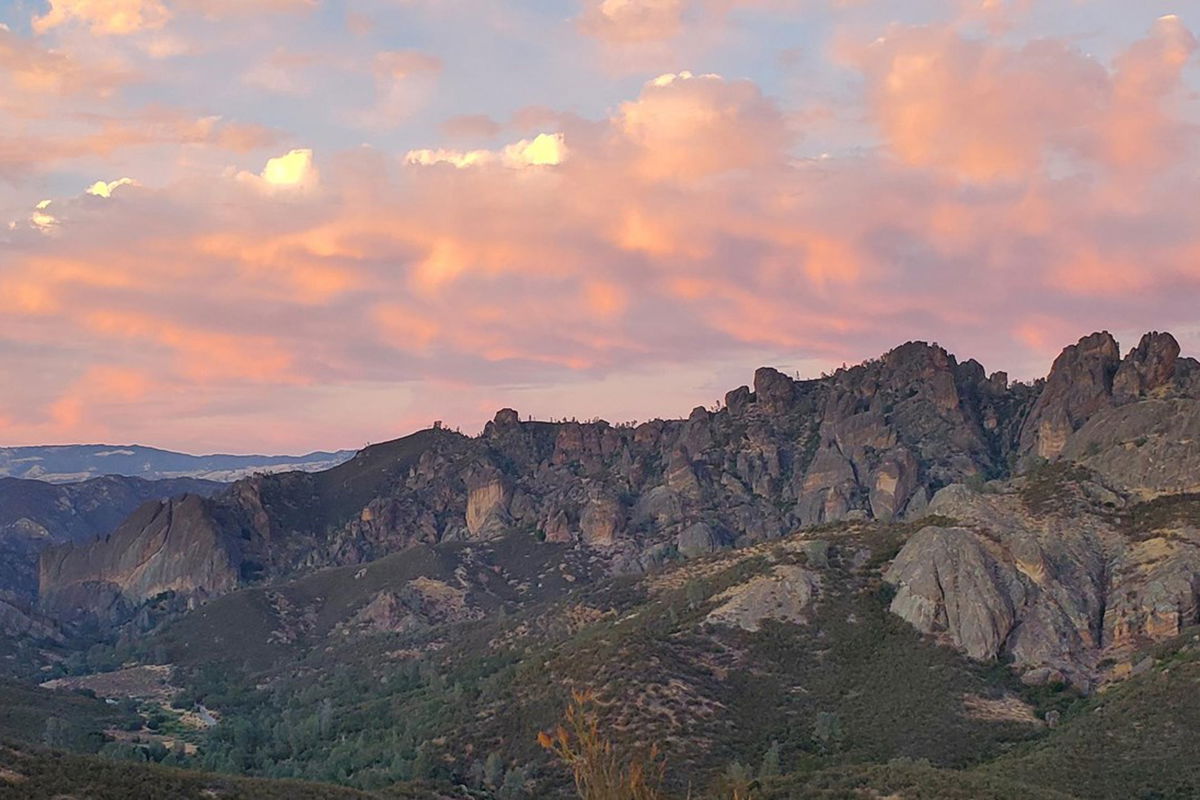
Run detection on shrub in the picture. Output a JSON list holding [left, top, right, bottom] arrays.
[[538, 689, 667, 800]]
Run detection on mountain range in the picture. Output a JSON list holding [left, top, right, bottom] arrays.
[[0, 445, 356, 484], [2, 329, 1199, 799]]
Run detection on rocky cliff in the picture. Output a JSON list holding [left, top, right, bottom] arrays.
[[38, 494, 241, 624], [887, 471, 1200, 690], [37, 331, 1200, 639], [0, 475, 220, 602]]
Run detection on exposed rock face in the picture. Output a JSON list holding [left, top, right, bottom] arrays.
[[754, 367, 795, 412], [888, 526, 1024, 662], [1112, 332, 1180, 404], [794, 340, 1021, 526], [38, 330, 1200, 635], [705, 565, 819, 631], [0, 592, 62, 644], [338, 578, 479, 636], [1104, 534, 1200, 652], [1062, 399, 1200, 498], [464, 465, 511, 539], [888, 480, 1200, 689], [0, 475, 221, 601], [677, 522, 726, 559], [579, 491, 624, 546], [1019, 331, 1200, 467], [38, 495, 241, 623], [1019, 332, 1121, 461]]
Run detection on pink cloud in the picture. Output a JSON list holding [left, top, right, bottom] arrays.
[[1, 7, 1198, 452], [851, 17, 1199, 182], [33, 0, 315, 34], [616, 71, 792, 180]]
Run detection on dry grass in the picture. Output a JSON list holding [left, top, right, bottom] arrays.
[[539, 690, 668, 800]]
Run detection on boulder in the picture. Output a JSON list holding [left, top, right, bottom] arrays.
[[886, 526, 1023, 661], [579, 492, 624, 546], [725, 385, 753, 415], [754, 367, 795, 412], [706, 565, 819, 632], [677, 522, 725, 559]]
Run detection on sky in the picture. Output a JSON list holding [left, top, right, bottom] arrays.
[[1, 0, 1199, 454]]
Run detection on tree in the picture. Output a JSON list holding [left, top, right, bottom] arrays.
[[813, 711, 844, 753], [317, 698, 333, 738], [722, 761, 757, 799], [484, 751, 505, 787], [43, 717, 73, 749], [499, 766, 529, 799], [758, 740, 781, 779]]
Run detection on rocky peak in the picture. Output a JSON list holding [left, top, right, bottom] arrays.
[[483, 408, 522, 439], [753, 366, 795, 411], [724, 385, 753, 415], [38, 494, 240, 624], [1113, 332, 1180, 404], [1019, 331, 1121, 460], [882, 340, 952, 371]]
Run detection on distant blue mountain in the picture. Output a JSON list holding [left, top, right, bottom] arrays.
[[0, 444, 356, 484]]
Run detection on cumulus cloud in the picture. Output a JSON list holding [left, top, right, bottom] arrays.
[[852, 16, 1199, 181], [0, 109, 278, 179], [853, 26, 1107, 180], [617, 71, 791, 179], [85, 178, 137, 197], [579, 0, 687, 42], [34, 0, 170, 35], [0, 27, 134, 102], [33, 0, 315, 33], [29, 200, 58, 232], [406, 133, 568, 169], [258, 149, 318, 188]]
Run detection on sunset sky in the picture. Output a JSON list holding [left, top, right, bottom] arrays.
[[1, 0, 1198, 453]]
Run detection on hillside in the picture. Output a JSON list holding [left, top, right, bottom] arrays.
[[0, 740, 441, 800], [5, 330, 1200, 798]]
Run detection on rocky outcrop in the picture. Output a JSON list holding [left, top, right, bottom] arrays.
[[464, 465, 511, 539], [38, 495, 241, 623], [0, 592, 62, 644], [1061, 399, 1200, 498], [1104, 533, 1200, 654], [1020, 331, 1200, 468], [677, 522, 727, 559], [579, 491, 624, 546], [793, 340, 1015, 526], [1112, 332, 1181, 404], [1019, 332, 1121, 461], [0, 475, 221, 601], [888, 480, 1200, 690], [705, 565, 819, 631], [887, 526, 1024, 662], [338, 578, 479, 636]]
